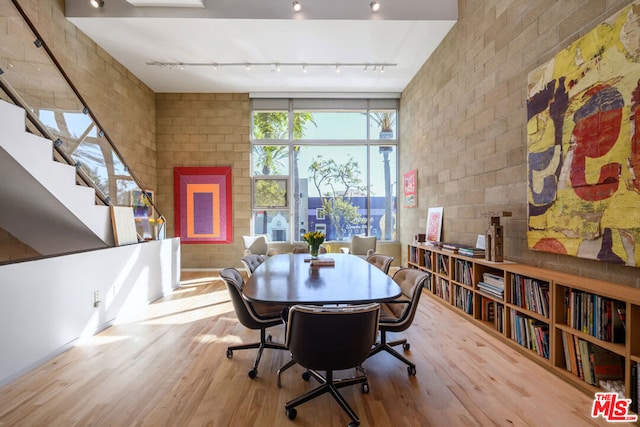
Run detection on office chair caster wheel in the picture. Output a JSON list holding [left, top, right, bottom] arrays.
[[361, 383, 369, 394], [248, 368, 257, 379], [301, 370, 311, 381], [407, 365, 416, 376], [267, 334, 272, 342], [286, 408, 297, 420], [403, 342, 410, 351], [348, 422, 359, 427], [226, 349, 233, 358]]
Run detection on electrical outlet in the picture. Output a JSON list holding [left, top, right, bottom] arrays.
[[93, 290, 101, 308]]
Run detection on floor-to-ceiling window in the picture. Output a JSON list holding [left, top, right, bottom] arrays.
[[251, 98, 398, 243]]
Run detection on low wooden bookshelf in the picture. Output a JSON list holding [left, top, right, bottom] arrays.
[[408, 242, 640, 409]]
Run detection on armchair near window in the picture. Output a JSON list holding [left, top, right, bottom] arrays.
[[340, 235, 376, 259], [242, 234, 279, 257]]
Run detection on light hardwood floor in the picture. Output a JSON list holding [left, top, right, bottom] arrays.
[[0, 271, 634, 426]]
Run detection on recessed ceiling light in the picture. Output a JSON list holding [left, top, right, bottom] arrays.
[[292, 1, 301, 12]]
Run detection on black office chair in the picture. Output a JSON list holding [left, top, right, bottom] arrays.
[[241, 254, 265, 277], [220, 268, 288, 378], [366, 254, 394, 275], [283, 303, 380, 427], [369, 268, 430, 376]]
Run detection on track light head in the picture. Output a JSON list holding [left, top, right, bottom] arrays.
[[292, 1, 301, 12], [90, 0, 104, 8], [370, 1, 380, 12]]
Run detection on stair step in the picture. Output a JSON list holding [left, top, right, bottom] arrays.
[[0, 100, 115, 252], [0, 100, 28, 135]]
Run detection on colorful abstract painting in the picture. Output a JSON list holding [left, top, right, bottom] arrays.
[[403, 170, 417, 208], [526, 2, 640, 266], [426, 207, 443, 243], [174, 167, 232, 244]]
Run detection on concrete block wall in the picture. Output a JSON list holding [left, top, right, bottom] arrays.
[[2, 0, 156, 190], [156, 93, 251, 269], [0, 0, 156, 263], [399, 0, 639, 287]]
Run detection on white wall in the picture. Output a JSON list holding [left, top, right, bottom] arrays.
[[0, 238, 181, 386]]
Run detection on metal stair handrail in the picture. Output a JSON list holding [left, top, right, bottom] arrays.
[[6, 0, 165, 235]]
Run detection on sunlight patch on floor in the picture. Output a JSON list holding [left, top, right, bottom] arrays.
[[179, 276, 220, 286], [75, 334, 130, 346], [195, 333, 243, 344], [142, 303, 233, 325]]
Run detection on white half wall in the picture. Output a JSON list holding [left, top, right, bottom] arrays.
[[0, 237, 181, 387]]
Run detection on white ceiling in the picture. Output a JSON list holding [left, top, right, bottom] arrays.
[[65, 0, 457, 94]]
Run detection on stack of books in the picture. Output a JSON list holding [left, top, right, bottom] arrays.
[[458, 247, 486, 258], [441, 243, 468, 254], [310, 258, 335, 267], [477, 272, 504, 299]]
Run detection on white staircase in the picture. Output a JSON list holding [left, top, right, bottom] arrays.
[[0, 100, 113, 255]]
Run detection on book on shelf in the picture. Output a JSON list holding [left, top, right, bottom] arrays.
[[424, 251, 432, 269], [482, 272, 504, 288], [591, 345, 624, 384], [573, 335, 584, 380], [494, 303, 504, 333], [564, 288, 625, 343], [511, 274, 550, 317], [564, 330, 578, 376], [510, 311, 548, 358], [441, 242, 469, 254], [480, 296, 494, 321], [616, 306, 626, 330], [561, 331, 571, 372], [438, 254, 449, 275], [424, 241, 443, 248], [578, 339, 595, 385], [409, 246, 417, 263], [477, 281, 504, 298], [454, 259, 473, 285], [458, 247, 486, 258]]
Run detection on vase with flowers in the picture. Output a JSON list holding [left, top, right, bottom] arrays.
[[303, 231, 325, 259]]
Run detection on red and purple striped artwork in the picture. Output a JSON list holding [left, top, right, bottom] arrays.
[[174, 167, 233, 244]]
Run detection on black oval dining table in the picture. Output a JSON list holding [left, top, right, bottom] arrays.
[[243, 253, 401, 305]]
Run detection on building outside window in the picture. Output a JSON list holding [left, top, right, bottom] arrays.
[[251, 98, 398, 243]]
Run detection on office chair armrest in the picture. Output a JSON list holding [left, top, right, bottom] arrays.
[[367, 248, 374, 257], [339, 247, 350, 254], [385, 299, 410, 306]]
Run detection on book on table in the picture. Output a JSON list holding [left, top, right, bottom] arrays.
[[309, 258, 335, 267]]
